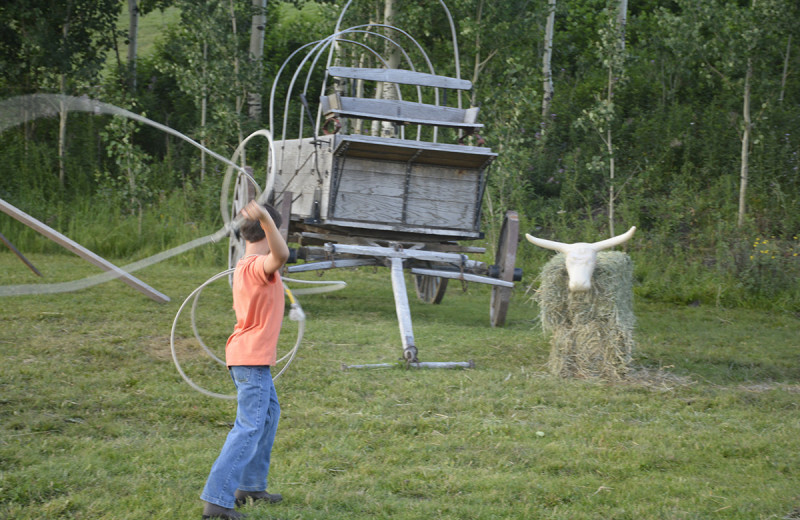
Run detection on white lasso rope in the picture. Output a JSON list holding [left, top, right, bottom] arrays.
[[170, 269, 345, 399]]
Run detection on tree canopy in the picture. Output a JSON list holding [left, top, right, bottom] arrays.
[[1, 0, 798, 309]]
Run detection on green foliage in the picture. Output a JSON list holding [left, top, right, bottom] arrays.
[[97, 115, 154, 214], [0, 0, 121, 96]]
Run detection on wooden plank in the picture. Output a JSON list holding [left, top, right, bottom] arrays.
[[411, 268, 514, 288], [339, 158, 407, 177], [408, 164, 480, 200], [328, 67, 472, 90], [337, 133, 493, 157], [408, 164, 479, 230], [278, 191, 292, 242], [408, 179, 476, 207], [322, 94, 482, 131], [333, 134, 496, 169], [324, 242, 485, 267], [321, 218, 482, 239], [335, 158, 405, 199], [273, 136, 334, 221], [337, 172, 406, 198], [332, 191, 405, 222], [390, 256, 417, 355], [405, 198, 476, 230], [0, 198, 170, 302]]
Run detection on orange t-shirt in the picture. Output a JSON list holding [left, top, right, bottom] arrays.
[[225, 255, 285, 366]]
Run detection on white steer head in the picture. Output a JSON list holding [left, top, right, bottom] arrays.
[[525, 226, 636, 292]]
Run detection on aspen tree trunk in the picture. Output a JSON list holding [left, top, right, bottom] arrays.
[[617, 0, 627, 43], [247, 0, 267, 120], [229, 0, 244, 161], [128, 0, 139, 93], [58, 73, 67, 188], [607, 0, 627, 237], [354, 51, 367, 135], [470, 0, 486, 109], [779, 34, 791, 104], [467, 0, 497, 147], [200, 41, 208, 182], [379, 0, 400, 138], [58, 4, 72, 189], [738, 58, 752, 228], [607, 67, 615, 237], [541, 0, 556, 123]]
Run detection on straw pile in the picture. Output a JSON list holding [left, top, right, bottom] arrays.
[[537, 251, 635, 381]]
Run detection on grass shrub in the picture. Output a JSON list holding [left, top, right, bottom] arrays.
[[0, 188, 227, 266], [1, 254, 799, 519]]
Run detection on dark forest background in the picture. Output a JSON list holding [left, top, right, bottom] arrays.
[[1, 0, 798, 310]]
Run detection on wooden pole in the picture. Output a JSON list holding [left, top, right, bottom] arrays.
[[0, 231, 43, 277], [0, 198, 169, 302]]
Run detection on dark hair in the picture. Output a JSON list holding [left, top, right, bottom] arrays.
[[239, 203, 282, 242]]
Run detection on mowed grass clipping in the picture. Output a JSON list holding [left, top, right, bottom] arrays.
[[1, 251, 800, 519]]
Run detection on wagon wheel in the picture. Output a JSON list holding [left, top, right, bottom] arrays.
[[414, 273, 449, 304], [490, 210, 519, 327], [227, 171, 256, 274]]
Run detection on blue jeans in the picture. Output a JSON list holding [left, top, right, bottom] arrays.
[[201, 366, 280, 509]]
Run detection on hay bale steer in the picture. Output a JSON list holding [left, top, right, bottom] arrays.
[[525, 227, 636, 292], [526, 227, 636, 380]]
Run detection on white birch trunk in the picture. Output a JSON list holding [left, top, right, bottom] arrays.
[[542, 0, 556, 122], [128, 0, 139, 93], [200, 41, 208, 182], [229, 0, 244, 161], [607, 0, 627, 237], [58, 74, 67, 188], [738, 58, 752, 228], [470, 0, 486, 109], [355, 51, 367, 135], [608, 67, 615, 237], [247, 0, 267, 120], [779, 34, 791, 104], [379, 0, 399, 138], [617, 0, 627, 49]]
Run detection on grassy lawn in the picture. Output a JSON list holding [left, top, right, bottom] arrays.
[[1, 251, 799, 519]]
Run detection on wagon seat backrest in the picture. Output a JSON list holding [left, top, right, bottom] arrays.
[[320, 67, 482, 137]]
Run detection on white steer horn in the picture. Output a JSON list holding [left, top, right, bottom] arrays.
[[525, 226, 636, 292]]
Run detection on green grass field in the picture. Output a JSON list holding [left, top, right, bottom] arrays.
[[1, 251, 799, 519]]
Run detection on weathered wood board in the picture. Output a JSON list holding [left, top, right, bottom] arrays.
[[329, 154, 483, 233], [328, 67, 473, 90], [272, 136, 333, 221], [333, 134, 495, 169], [321, 94, 482, 131], [0, 198, 169, 302]]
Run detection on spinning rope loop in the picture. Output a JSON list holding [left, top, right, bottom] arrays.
[[170, 268, 346, 399]]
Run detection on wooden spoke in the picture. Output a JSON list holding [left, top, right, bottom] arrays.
[[414, 272, 449, 304], [227, 172, 254, 273], [490, 210, 519, 327]]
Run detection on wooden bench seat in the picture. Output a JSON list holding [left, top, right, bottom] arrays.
[[327, 66, 473, 90], [320, 93, 482, 131]]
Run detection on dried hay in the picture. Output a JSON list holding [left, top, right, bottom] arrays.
[[536, 251, 635, 381]]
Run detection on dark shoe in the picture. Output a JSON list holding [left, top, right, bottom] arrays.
[[234, 489, 283, 506], [202, 501, 246, 519]]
